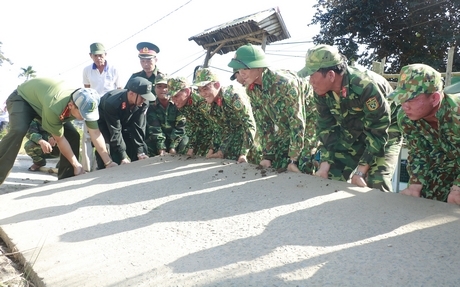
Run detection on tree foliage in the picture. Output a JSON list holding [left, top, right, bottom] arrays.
[[310, 0, 460, 73], [0, 42, 12, 67], [18, 66, 37, 82]]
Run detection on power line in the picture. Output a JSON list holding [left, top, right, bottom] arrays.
[[58, 0, 194, 75], [170, 52, 206, 76]]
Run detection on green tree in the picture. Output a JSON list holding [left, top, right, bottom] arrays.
[[310, 0, 460, 73], [18, 65, 37, 82], [0, 41, 12, 66]]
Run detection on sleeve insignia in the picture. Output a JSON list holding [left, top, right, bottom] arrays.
[[233, 99, 243, 110], [365, 97, 379, 111]]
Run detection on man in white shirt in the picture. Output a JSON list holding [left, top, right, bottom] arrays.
[[82, 42, 122, 171]]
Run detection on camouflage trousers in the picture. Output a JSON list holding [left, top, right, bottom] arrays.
[[146, 135, 189, 157], [411, 168, 456, 202], [24, 140, 60, 166], [219, 133, 250, 161], [327, 135, 402, 192]]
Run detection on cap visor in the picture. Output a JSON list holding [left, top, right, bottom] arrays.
[[297, 66, 311, 77], [444, 81, 460, 94], [387, 88, 404, 104], [141, 92, 156, 101], [230, 74, 236, 81], [228, 59, 246, 70]]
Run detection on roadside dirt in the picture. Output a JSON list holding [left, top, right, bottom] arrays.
[[0, 155, 58, 286]]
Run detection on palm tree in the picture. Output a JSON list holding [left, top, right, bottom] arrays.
[[18, 66, 37, 82]]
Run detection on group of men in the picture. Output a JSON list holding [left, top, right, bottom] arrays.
[[0, 40, 458, 206]]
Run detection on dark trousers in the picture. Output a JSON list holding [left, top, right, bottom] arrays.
[[0, 90, 80, 184], [94, 132, 146, 169]]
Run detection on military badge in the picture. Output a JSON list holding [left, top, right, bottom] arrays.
[[121, 102, 127, 110], [365, 97, 379, 111], [233, 99, 243, 110]]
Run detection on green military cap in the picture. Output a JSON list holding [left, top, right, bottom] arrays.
[[155, 73, 168, 85], [90, 42, 105, 54], [137, 42, 160, 59], [167, 77, 190, 97], [227, 43, 269, 70], [193, 68, 219, 87], [230, 69, 238, 81], [388, 63, 443, 104], [298, 44, 343, 77]]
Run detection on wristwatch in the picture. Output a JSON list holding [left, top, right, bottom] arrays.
[[288, 159, 299, 165], [354, 170, 366, 177]]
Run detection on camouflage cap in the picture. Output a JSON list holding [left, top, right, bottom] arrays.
[[388, 63, 443, 104], [155, 73, 168, 85], [167, 77, 190, 97], [297, 44, 343, 77], [227, 43, 269, 70], [193, 68, 219, 87]]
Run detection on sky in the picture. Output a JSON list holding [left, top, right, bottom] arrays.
[[0, 0, 320, 104]]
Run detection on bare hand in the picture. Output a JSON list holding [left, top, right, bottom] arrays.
[[287, 163, 300, 173], [39, 140, 53, 153], [159, 150, 167, 156], [121, 158, 131, 165], [186, 149, 194, 157], [169, 148, 176, 155], [207, 150, 224, 159], [351, 174, 368, 187], [259, 159, 272, 168], [138, 153, 149, 160], [237, 155, 247, 163], [447, 185, 460, 205], [105, 161, 118, 168], [314, 168, 329, 179], [400, 184, 422, 197], [73, 165, 86, 176], [206, 149, 214, 159], [48, 137, 57, 147]]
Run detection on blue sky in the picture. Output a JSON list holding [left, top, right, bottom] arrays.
[[0, 0, 320, 103]]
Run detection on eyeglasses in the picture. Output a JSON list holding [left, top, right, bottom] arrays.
[[231, 58, 250, 69]]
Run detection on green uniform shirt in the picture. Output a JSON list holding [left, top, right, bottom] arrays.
[[398, 92, 460, 188], [207, 85, 256, 158], [16, 77, 98, 136], [179, 90, 213, 151], [245, 68, 306, 165], [147, 99, 186, 151], [314, 66, 394, 166]]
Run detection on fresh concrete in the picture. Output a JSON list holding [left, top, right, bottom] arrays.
[[0, 155, 459, 287]]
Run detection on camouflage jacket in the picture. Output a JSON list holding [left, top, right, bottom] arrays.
[[314, 66, 395, 165], [208, 85, 256, 157], [124, 66, 160, 91], [146, 99, 186, 151], [246, 68, 306, 162], [179, 90, 214, 150], [397, 92, 460, 186], [25, 119, 52, 144]]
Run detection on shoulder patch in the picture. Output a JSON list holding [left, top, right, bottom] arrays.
[[233, 99, 243, 110], [365, 96, 379, 111]]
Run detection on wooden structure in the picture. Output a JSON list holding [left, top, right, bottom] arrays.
[[188, 7, 291, 68]]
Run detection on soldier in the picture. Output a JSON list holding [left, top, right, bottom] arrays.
[[228, 43, 307, 172], [24, 119, 60, 171], [96, 77, 155, 168], [193, 68, 256, 163], [125, 42, 162, 88], [168, 76, 215, 157], [0, 77, 117, 184], [389, 63, 460, 204], [146, 73, 188, 156], [298, 44, 402, 192]]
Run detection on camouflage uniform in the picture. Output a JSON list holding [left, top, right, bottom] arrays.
[[168, 77, 215, 157], [392, 64, 460, 202], [146, 99, 188, 156], [194, 68, 256, 161], [314, 66, 402, 192], [245, 68, 306, 169], [24, 119, 60, 167], [298, 82, 320, 174]]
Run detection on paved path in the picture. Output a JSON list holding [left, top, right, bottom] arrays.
[[0, 155, 459, 287]]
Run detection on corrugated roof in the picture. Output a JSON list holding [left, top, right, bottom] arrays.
[[188, 7, 290, 55]]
